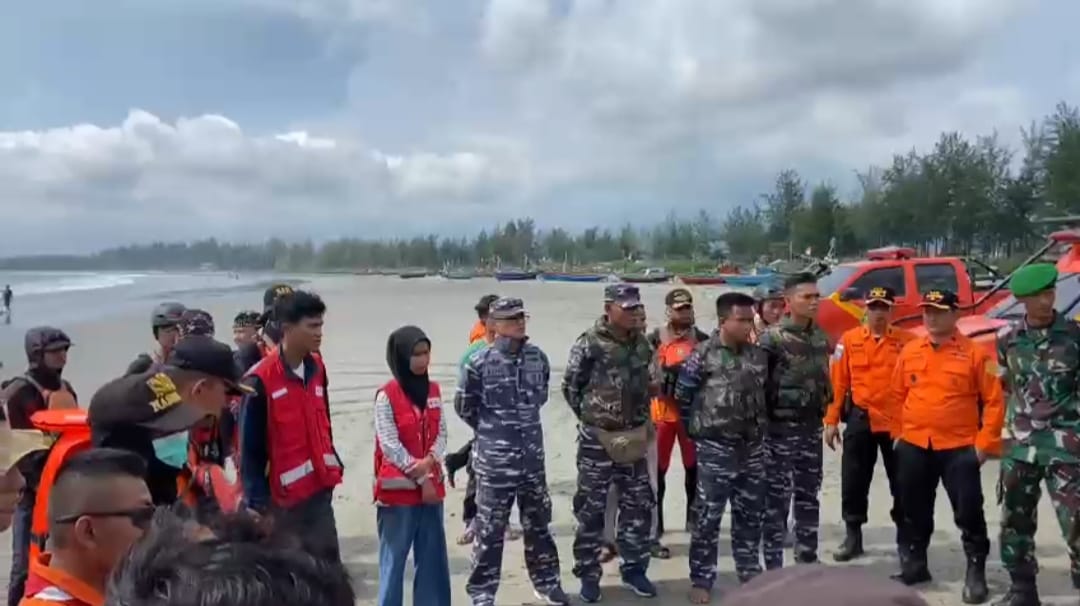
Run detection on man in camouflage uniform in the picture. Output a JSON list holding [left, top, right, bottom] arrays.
[[994, 263, 1080, 606], [675, 292, 770, 604], [758, 272, 831, 569], [563, 284, 658, 603], [455, 297, 568, 606]]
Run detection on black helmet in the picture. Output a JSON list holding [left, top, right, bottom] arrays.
[[152, 302, 186, 330], [25, 326, 72, 364], [752, 281, 785, 302]]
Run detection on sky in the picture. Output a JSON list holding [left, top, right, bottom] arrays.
[[0, 0, 1078, 255]]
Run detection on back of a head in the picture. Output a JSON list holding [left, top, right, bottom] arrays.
[[106, 511, 355, 606], [723, 565, 928, 606]]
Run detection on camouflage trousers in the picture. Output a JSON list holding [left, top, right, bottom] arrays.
[[572, 428, 655, 580], [999, 456, 1080, 578], [690, 435, 765, 589], [467, 471, 561, 606], [762, 424, 822, 569]]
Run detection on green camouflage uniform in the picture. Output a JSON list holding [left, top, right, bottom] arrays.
[[997, 313, 1080, 580]]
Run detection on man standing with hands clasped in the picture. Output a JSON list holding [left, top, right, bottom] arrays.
[[824, 286, 914, 562], [993, 264, 1080, 606], [456, 297, 568, 606], [891, 289, 1004, 604]]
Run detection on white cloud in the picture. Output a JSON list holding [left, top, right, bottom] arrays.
[[0, 0, 1067, 253]]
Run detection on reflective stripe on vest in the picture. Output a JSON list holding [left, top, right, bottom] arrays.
[[372, 380, 446, 507], [280, 453, 341, 487]]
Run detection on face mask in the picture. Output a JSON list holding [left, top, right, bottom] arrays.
[[152, 431, 189, 469]]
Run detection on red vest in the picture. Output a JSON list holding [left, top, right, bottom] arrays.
[[373, 380, 446, 507], [249, 348, 342, 508]]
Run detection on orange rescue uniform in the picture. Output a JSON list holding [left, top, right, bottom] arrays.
[[890, 332, 1004, 454], [19, 554, 103, 606], [826, 325, 915, 435], [468, 320, 486, 345]]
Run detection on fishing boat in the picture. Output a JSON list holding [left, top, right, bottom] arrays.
[[443, 269, 474, 280], [540, 272, 608, 283], [620, 267, 671, 284], [398, 269, 428, 279], [678, 273, 726, 285], [719, 268, 775, 288], [495, 268, 538, 281]]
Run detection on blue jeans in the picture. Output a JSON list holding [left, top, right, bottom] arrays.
[[376, 503, 451, 606], [8, 499, 31, 606]]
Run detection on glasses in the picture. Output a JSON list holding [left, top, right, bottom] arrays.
[[53, 506, 156, 530]]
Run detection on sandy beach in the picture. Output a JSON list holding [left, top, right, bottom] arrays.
[[0, 274, 1075, 605]]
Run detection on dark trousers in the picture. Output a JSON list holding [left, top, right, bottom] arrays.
[[278, 489, 341, 563], [896, 440, 989, 560], [7, 499, 31, 606], [841, 408, 904, 543]]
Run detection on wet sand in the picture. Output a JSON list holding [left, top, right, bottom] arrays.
[[1, 275, 1076, 605]]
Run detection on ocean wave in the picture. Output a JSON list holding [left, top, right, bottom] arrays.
[[8, 273, 145, 296]]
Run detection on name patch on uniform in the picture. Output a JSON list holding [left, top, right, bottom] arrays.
[[831, 343, 844, 362], [270, 387, 289, 400], [146, 373, 182, 412], [314, 386, 324, 397], [427, 397, 441, 409]]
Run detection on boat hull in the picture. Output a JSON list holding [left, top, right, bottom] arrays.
[[541, 273, 607, 283], [678, 274, 726, 285], [495, 271, 538, 281]]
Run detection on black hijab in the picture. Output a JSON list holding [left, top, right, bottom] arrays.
[[386, 326, 431, 408]]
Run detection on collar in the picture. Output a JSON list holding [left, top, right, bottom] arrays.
[[919, 330, 960, 349], [1020, 311, 1065, 335], [29, 553, 105, 606], [780, 315, 815, 333], [860, 324, 895, 340]]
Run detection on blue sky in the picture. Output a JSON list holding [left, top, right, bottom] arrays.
[[0, 0, 1077, 254]]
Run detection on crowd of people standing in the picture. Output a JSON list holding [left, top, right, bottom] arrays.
[[0, 264, 1074, 606]]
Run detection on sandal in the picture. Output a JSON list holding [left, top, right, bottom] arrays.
[[505, 525, 523, 541], [456, 525, 476, 546], [599, 543, 617, 563], [651, 543, 671, 559]]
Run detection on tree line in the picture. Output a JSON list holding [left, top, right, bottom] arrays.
[[4, 102, 1079, 272]]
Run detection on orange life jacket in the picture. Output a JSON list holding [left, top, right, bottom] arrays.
[[27, 410, 92, 563], [20, 376, 77, 412], [176, 420, 242, 514], [248, 348, 342, 508], [372, 380, 446, 507]]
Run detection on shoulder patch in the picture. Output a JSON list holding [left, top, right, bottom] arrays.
[[831, 343, 845, 362]]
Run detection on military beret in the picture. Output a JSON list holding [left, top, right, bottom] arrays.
[[1008, 263, 1058, 298]]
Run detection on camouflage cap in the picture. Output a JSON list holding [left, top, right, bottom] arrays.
[[665, 288, 693, 308], [489, 297, 526, 320], [724, 565, 928, 606], [604, 283, 643, 309], [178, 309, 215, 337], [1008, 263, 1057, 298], [919, 289, 959, 310]]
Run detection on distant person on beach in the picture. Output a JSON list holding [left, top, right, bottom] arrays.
[[1, 327, 77, 606], [2, 286, 12, 318], [239, 290, 343, 564], [90, 337, 246, 507], [374, 326, 451, 606], [125, 302, 186, 376]]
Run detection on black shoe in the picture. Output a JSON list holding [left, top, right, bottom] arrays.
[[890, 551, 932, 586], [991, 574, 1040, 606], [1072, 571, 1080, 590], [833, 525, 864, 562], [794, 552, 819, 564], [656, 474, 666, 537], [962, 557, 989, 604]]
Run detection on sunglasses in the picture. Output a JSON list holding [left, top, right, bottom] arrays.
[[53, 505, 156, 530]]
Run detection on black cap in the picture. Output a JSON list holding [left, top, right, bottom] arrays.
[[665, 288, 693, 308], [166, 336, 253, 397], [90, 369, 210, 435], [919, 289, 959, 310], [263, 284, 295, 311], [865, 286, 896, 306], [475, 294, 499, 314]]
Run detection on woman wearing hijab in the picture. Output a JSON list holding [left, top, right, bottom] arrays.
[[373, 326, 451, 606]]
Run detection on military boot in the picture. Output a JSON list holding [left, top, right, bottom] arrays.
[[991, 573, 1040, 606], [890, 547, 932, 586], [656, 474, 666, 537], [962, 556, 989, 604], [833, 524, 864, 562], [684, 465, 698, 532]]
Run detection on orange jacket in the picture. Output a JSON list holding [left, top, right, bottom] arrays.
[[20, 553, 104, 606], [826, 325, 915, 435], [649, 327, 704, 423], [468, 320, 486, 345], [891, 332, 1004, 454]]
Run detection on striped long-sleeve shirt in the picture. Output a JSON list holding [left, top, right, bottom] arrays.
[[373, 390, 448, 473]]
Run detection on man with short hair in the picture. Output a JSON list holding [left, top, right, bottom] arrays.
[[563, 284, 658, 602], [457, 297, 568, 606], [470, 294, 499, 345], [759, 272, 831, 569], [994, 263, 1080, 605], [232, 311, 260, 349], [676, 292, 770, 603], [234, 285, 295, 375], [891, 289, 1004, 604], [21, 448, 153, 606], [239, 290, 343, 564], [90, 336, 250, 506], [824, 286, 914, 562]]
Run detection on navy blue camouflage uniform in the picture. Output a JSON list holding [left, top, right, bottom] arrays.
[[676, 332, 770, 587], [455, 298, 562, 606], [562, 285, 657, 583], [758, 317, 832, 568]]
